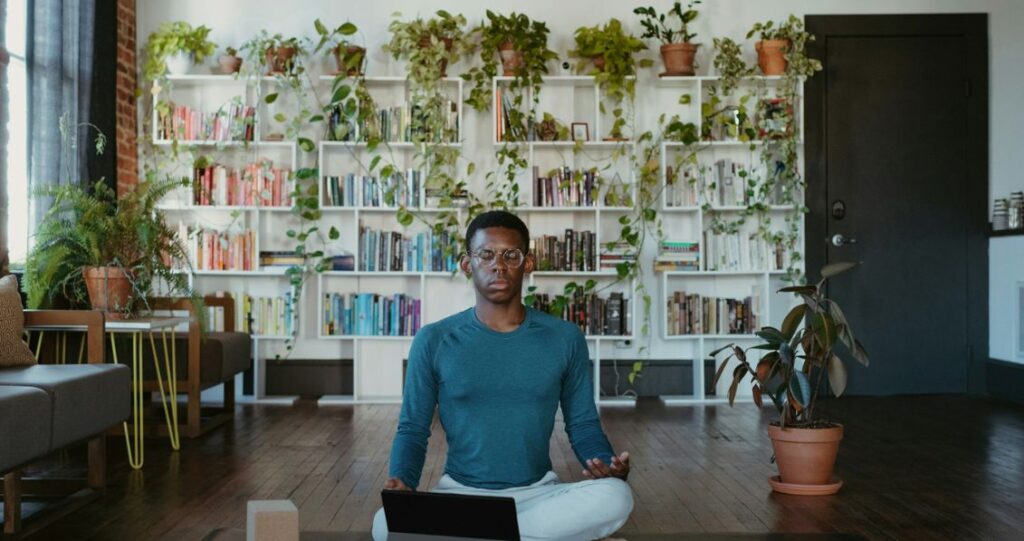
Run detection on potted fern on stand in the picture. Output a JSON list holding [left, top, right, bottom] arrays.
[[712, 262, 870, 495]]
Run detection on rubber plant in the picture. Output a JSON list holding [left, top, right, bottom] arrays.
[[570, 19, 652, 141], [463, 11, 558, 210], [710, 262, 868, 493]]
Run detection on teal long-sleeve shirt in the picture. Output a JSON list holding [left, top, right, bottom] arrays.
[[388, 306, 615, 490]]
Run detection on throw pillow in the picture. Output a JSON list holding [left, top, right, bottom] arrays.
[[0, 274, 37, 367]]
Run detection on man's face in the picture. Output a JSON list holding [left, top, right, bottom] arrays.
[[460, 226, 534, 305]]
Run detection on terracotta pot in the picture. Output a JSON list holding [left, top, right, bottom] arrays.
[[756, 39, 789, 75], [419, 36, 454, 77], [768, 423, 843, 489], [265, 46, 297, 75], [661, 43, 699, 76], [334, 45, 366, 76], [592, 54, 606, 72], [218, 55, 242, 74], [82, 266, 133, 318], [498, 42, 524, 76]]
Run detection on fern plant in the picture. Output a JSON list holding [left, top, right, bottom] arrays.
[[25, 177, 197, 317]]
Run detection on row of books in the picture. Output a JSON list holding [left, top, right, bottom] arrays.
[[358, 224, 459, 272], [600, 241, 636, 272], [531, 229, 597, 272], [666, 290, 760, 336], [328, 100, 459, 144], [324, 171, 422, 208], [704, 232, 787, 272], [157, 102, 255, 142], [194, 229, 256, 271], [204, 292, 294, 337], [495, 88, 527, 142], [532, 166, 601, 208], [193, 161, 293, 207], [321, 292, 421, 336], [667, 160, 786, 208], [656, 240, 700, 272], [530, 291, 631, 337]]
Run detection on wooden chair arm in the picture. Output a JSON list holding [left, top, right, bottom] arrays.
[[23, 310, 106, 364]]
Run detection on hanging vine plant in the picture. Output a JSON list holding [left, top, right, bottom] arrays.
[[381, 10, 483, 255], [570, 19, 651, 141], [462, 11, 558, 210]]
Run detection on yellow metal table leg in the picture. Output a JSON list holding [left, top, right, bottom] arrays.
[[111, 332, 144, 470], [149, 329, 180, 450]]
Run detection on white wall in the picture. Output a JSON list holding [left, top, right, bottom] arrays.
[[138, 0, 1024, 368]]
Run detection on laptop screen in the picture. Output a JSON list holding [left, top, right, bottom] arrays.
[[381, 490, 520, 541]]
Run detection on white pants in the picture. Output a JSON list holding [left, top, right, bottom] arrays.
[[372, 471, 633, 541]]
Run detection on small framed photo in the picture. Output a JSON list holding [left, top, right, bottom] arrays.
[[571, 122, 590, 142]]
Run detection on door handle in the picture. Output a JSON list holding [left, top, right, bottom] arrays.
[[829, 234, 858, 247]]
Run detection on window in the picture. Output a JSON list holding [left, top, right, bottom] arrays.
[[4, 0, 27, 267]]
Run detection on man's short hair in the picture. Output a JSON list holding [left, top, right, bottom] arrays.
[[464, 210, 530, 254]]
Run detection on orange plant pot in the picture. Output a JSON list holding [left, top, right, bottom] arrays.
[[498, 42, 523, 76], [82, 266, 133, 318], [756, 39, 789, 75], [768, 423, 843, 490], [660, 43, 699, 76]]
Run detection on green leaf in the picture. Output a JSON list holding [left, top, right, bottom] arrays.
[[265, 93, 279, 104], [369, 155, 382, 172], [827, 354, 847, 397], [332, 84, 351, 104], [298, 138, 315, 153], [328, 226, 340, 240], [791, 370, 812, 408], [778, 285, 816, 295], [780, 304, 807, 340], [756, 327, 785, 346], [339, 22, 357, 35], [811, 311, 835, 353], [296, 167, 317, 180], [821, 261, 859, 279], [679, 94, 691, 105], [273, 113, 287, 123], [314, 19, 328, 35]]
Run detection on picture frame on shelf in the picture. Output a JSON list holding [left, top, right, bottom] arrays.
[[571, 122, 590, 142]]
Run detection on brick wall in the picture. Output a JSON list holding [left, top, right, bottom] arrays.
[[115, 0, 137, 196]]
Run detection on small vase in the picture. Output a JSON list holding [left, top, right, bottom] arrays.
[[218, 55, 242, 75], [660, 43, 699, 76], [498, 42, 524, 76], [165, 52, 193, 76]]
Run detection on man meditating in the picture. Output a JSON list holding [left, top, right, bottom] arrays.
[[372, 210, 633, 540]]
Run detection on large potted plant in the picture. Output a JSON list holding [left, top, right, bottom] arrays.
[[711, 262, 870, 495], [24, 178, 195, 319], [143, 21, 216, 81], [313, 19, 365, 77], [747, 15, 816, 76], [634, 1, 702, 76]]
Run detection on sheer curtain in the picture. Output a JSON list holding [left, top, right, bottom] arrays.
[[27, 0, 96, 230]]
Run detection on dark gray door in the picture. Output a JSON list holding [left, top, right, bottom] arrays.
[[806, 15, 988, 395]]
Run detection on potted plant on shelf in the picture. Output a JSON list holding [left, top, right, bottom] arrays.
[[569, 18, 651, 141], [384, 10, 470, 78], [240, 32, 308, 76], [747, 15, 817, 76], [313, 19, 365, 77], [633, 0, 702, 76], [143, 21, 216, 81], [711, 262, 870, 495], [218, 46, 243, 74], [24, 178, 196, 319]]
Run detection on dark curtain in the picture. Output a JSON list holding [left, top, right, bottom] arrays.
[[27, 0, 96, 230], [1, 1, 9, 272]]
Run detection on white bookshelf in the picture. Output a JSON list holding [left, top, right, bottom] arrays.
[[148, 61, 803, 406]]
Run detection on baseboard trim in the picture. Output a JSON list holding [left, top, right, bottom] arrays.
[[987, 358, 1024, 404]]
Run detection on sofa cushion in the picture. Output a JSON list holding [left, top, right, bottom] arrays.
[[0, 274, 36, 367], [0, 386, 52, 473], [0, 364, 130, 450], [130, 332, 251, 385]]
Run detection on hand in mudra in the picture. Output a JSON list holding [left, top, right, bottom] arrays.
[[582, 451, 630, 480], [384, 477, 413, 491]]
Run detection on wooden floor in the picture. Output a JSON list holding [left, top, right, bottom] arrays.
[[13, 395, 1024, 540]]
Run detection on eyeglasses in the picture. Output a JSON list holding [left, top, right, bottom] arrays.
[[468, 248, 525, 269]]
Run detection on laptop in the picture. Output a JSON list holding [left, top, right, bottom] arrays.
[[381, 489, 520, 541]]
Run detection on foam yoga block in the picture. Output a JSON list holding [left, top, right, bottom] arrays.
[[247, 500, 298, 541]]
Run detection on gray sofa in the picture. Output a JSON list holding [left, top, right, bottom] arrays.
[[0, 310, 130, 535]]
